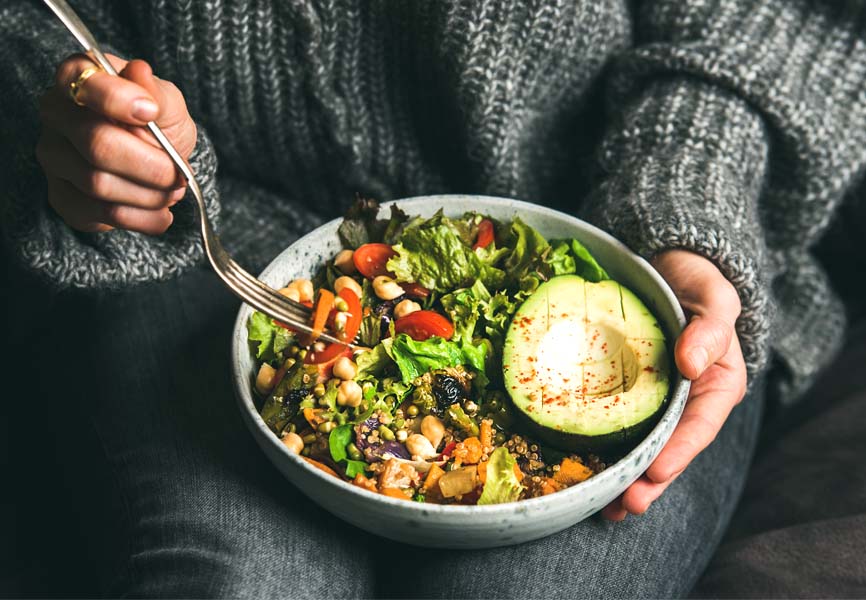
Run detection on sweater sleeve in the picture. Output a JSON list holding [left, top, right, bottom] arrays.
[[585, 0, 866, 385], [0, 2, 222, 290]]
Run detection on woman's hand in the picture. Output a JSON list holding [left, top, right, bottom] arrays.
[[36, 54, 196, 234], [602, 249, 747, 520]]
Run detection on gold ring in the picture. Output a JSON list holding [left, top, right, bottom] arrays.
[[68, 65, 101, 107]]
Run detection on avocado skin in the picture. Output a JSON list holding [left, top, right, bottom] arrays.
[[512, 397, 667, 454]]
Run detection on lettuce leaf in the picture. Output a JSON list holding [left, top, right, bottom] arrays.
[[477, 447, 524, 505], [440, 286, 483, 345], [329, 424, 369, 477], [385, 334, 487, 384], [569, 239, 609, 282], [386, 212, 505, 292], [501, 217, 549, 288], [337, 197, 410, 248], [545, 241, 576, 276], [248, 311, 294, 363], [543, 238, 609, 282], [356, 343, 392, 378]]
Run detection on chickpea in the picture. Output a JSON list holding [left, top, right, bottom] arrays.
[[394, 299, 421, 319], [396, 429, 408, 442], [277, 287, 301, 302], [421, 415, 446, 449], [333, 311, 348, 333], [372, 275, 405, 300], [255, 363, 277, 395], [406, 434, 438, 460], [334, 249, 356, 275], [281, 432, 304, 454], [332, 356, 358, 381], [286, 278, 314, 303], [334, 276, 363, 300], [334, 297, 350, 312], [337, 380, 363, 407]]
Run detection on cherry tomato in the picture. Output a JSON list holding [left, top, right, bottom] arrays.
[[353, 243, 396, 279], [336, 288, 362, 343], [394, 310, 454, 341], [473, 219, 495, 250]]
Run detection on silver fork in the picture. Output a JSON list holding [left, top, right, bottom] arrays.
[[43, 0, 347, 346]]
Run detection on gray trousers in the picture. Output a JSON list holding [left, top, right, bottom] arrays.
[[8, 264, 763, 598]]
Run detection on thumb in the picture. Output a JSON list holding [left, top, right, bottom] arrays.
[[676, 315, 734, 380], [653, 250, 741, 380]]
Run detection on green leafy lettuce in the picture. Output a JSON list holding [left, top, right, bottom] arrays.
[[543, 238, 609, 282], [384, 334, 487, 384], [248, 311, 294, 363], [329, 424, 368, 478], [386, 212, 505, 292], [440, 279, 518, 351], [477, 447, 524, 505], [501, 217, 549, 289]]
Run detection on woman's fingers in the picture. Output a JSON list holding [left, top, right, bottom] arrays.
[[40, 93, 180, 189], [600, 496, 628, 521], [55, 53, 161, 125], [642, 335, 746, 484], [37, 132, 186, 209], [601, 250, 749, 520], [46, 177, 174, 235]]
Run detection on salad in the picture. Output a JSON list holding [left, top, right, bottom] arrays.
[[247, 199, 669, 505]]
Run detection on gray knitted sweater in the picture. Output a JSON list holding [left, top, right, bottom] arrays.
[[2, 1, 864, 403]]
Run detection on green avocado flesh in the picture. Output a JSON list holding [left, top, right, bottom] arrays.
[[502, 275, 670, 452]]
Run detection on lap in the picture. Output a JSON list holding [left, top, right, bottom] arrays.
[[11, 264, 764, 599]]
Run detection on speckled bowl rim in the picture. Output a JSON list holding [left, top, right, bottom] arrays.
[[231, 195, 689, 516]]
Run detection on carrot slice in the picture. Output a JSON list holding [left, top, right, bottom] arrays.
[[310, 289, 335, 342], [380, 487, 412, 500]]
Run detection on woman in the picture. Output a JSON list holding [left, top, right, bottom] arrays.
[[3, 0, 862, 597]]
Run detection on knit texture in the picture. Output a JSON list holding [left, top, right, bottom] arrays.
[[2, 0, 865, 403]]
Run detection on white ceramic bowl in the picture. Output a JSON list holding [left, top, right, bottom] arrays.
[[231, 195, 689, 549]]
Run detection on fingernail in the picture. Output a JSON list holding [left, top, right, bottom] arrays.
[[171, 186, 187, 200], [131, 98, 158, 121], [688, 347, 709, 374]]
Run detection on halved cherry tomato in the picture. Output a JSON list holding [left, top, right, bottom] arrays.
[[351, 243, 432, 297], [394, 310, 454, 341], [353, 243, 396, 279], [473, 219, 494, 250], [337, 288, 362, 343]]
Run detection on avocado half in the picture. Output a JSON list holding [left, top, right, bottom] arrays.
[[502, 275, 670, 452]]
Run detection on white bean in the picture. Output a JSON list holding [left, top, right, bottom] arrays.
[[372, 275, 404, 300]]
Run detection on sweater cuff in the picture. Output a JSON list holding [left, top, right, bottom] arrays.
[[6, 127, 221, 290], [584, 77, 773, 377]]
